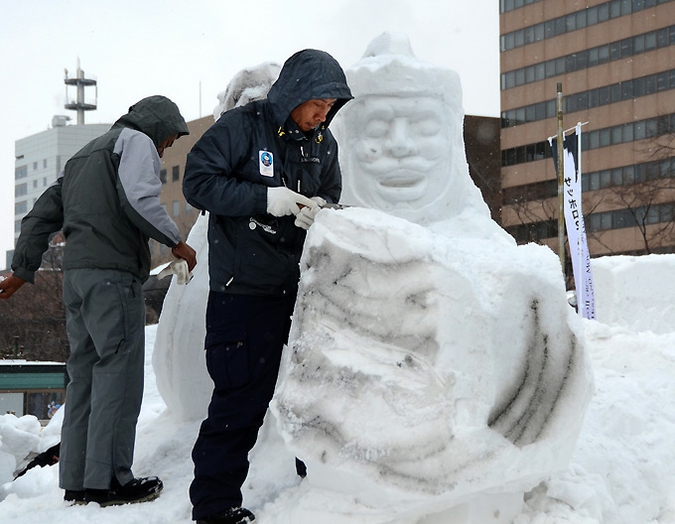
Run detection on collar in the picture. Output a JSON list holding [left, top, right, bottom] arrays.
[[278, 117, 325, 144]]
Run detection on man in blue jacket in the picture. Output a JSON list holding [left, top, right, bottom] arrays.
[[183, 49, 352, 524], [0, 95, 197, 506]]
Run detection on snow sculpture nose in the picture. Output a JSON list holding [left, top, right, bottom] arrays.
[[385, 118, 418, 157]]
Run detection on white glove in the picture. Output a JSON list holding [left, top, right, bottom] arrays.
[[157, 259, 193, 285], [294, 196, 326, 230], [267, 187, 315, 217]]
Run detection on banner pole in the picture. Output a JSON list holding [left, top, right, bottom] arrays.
[[556, 82, 566, 276]]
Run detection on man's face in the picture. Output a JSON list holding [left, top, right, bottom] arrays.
[[345, 96, 452, 213], [157, 134, 178, 158], [290, 98, 337, 132]]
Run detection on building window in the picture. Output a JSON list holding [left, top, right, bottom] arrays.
[[15, 201, 27, 215], [160, 169, 167, 184], [15, 183, 27, 197], [15, 165, 27, 179], [503, 113, 675, 168], [43, 159, 47, 169], [172, 165, 180, 182], [501, 0, 544, 14], [501, 0, 675, 52], [503, 156, 675, 205], [502, 67, 675, 128], [33, 162, 38, 170]]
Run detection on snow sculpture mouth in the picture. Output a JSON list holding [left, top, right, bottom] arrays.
[[378, 175, 423, 188], [376, 174, 427, 202]]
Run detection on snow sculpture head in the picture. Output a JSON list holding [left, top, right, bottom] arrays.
[[334, 32, 488, 224], [213, 61, 281, 119]]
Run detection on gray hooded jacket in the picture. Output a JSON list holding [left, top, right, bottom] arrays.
[[12, 95, 189, 283]]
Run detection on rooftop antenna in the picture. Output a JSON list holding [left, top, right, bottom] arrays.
[[64, 58, 97, 125]]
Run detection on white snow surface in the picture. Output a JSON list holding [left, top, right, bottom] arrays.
[[3, 255, 675, 523]]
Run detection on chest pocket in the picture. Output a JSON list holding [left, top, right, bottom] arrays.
[[292, 144, 323, 196]]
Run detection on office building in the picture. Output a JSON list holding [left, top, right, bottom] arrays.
[[13, 118, 110, 243], [500, 0, 675, 257]]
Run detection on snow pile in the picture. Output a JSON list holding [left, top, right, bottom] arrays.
[[592, 254, 675, 335], [152, 213, 211, 422], [2, 256, 675, 522], [270, 205, 592, 523]]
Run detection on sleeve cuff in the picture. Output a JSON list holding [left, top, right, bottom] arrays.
[[12, 267, 35, 285]]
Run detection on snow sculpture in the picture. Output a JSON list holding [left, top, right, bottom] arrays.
[[213, 61, 281, 120], [335, 31, 489, 225], [153, 62, 280, 421], [270, 33, 594, 523]]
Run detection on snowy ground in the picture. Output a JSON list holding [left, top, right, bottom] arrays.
[[2, 256, 675, 523]]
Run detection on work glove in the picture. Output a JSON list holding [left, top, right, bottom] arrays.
[[267, 187, 315, 217], [158, 259, 193, 285], [294, 196, 326, 230]]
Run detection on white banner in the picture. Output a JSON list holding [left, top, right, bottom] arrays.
[[549, 124, 596, 319]]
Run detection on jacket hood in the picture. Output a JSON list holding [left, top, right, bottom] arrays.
[[113, 95, 189, 147], [267, 49, 353, 130]]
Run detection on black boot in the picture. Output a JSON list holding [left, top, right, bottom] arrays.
[[63, 489, 85, 504], [197, 506, 255, 523], [84, 476, 163, 507]]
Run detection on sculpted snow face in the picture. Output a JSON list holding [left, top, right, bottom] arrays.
[[334, 32, 490, 226], [345, 95, 452, 213]]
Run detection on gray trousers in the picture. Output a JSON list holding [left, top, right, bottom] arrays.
[[59, 268, 145, 491]]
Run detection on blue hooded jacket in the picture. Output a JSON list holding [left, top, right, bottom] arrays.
[[183, 49, 352, 296]]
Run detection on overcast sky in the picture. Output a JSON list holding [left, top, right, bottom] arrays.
[[0, 0, 500, 264]]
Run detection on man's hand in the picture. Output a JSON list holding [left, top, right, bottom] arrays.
[[0, 274, 26, 300], [267, 187, 315, 217], [171, 241, 197, 272], [295, 196, 326, 230]]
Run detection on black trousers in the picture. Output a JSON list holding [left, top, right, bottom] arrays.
[[190, 291, 296, 520]]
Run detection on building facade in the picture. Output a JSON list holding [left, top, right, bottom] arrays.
[[500, 0, 675, 258], [13, 118, 110, 243]]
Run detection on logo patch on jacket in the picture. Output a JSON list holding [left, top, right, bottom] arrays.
[[259, 150, 274, 177]]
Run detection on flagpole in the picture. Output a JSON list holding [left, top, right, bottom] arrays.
[[556, 83, 566, 275]]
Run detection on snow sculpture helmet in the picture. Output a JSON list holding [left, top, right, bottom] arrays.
[[213, 61, 281, 120], [335, 32, 487, 224]]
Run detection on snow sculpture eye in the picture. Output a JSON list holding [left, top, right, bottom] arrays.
[[364, 118, 390, 138]]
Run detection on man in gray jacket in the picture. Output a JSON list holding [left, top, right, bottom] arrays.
[[0, 95, 197, 506]]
